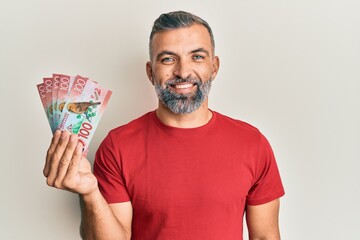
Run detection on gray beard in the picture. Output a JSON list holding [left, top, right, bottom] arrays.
[[154, 77, 212, 114]]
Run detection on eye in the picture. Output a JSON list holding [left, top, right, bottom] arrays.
[[193, 55, 205, 61], [161, 57, 175, 64]]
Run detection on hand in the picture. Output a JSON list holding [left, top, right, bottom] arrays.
[[43, 130, 98, 196]]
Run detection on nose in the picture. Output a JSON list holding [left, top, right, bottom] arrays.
[[173, 59, 192, 79]]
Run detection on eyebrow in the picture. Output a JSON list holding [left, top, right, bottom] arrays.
[[190, 48, 210, 57], [156, 51, 177, 61], [156, 48, 211, 61]]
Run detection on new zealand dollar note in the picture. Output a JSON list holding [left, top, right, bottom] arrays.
[[38, 74, 112, 155], [37, 83, 53, 131], [77, 84, 112, 155], [42, 77, 55, 132], [57, 76, 112, 154], [54, 74, 74, 129], [58, 75, 93, 133], [51, 74, 61, 128]]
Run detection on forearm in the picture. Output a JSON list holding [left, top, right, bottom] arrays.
[[79, 189, 130, 240]]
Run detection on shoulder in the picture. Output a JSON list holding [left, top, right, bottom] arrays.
[[212, 111, 274, 151], [213, 111, 262, 138]]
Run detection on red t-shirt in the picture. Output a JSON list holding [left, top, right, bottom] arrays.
[[94, 111, 285, 239]]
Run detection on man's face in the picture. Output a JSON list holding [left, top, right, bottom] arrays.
[[147, 24, 219, 114]]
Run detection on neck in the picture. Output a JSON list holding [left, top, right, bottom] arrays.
[[156, 100, 212, 128]]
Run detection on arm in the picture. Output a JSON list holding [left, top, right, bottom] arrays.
[[245, 199, 281, 240], [80, 191, 132, 240], [44, 130, 132, 240]]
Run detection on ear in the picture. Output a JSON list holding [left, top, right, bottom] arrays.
[[146, 61, 154, 85], [211, 56, 220, 80]]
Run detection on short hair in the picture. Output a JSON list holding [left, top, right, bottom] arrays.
[[149, 11, 215, 58]]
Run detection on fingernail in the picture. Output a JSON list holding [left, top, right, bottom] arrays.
[[70, 134, 77, 142], [77, 142, 84, 152], [61, 131, 69, 139]]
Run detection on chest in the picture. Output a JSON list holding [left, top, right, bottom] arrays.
[[121, 132, 257, 212]]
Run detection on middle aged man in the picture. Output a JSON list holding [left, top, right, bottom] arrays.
[[44, 11, 285, 240]]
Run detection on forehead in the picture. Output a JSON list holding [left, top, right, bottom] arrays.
[[151, 24, 213, 57]]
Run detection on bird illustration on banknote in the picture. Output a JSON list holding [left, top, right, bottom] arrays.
[[58, 102, 101, 114]]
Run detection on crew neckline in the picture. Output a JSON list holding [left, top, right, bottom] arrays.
[[150, 109, 217, 134]]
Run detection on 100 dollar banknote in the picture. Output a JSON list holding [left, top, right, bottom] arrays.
[[57, 75, 112, 154], [37, 82, 53, 130], [37, 73, 112, 155]]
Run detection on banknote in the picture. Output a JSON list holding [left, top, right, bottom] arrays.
[[42, 77, 55, 132], [58, 75, 93, 132], [76, 85, 112, 154], [55, 74, 74, 127], [36, 73, 112, 155], [37, 83, 53, 130], [51, 74, 61, 128]]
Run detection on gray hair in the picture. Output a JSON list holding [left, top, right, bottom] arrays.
[[149, 11, 215, 59]]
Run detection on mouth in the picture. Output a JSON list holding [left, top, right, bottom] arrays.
[[171, 83, 194, 89], [169, 82, 197, 93]]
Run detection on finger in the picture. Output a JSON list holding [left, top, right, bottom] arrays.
[[46, 131, 71, 186], [67, 141, 84, 177], [53, 134, 79, 188], [43, 130, 62, 177], [62, 142, 84, 189]]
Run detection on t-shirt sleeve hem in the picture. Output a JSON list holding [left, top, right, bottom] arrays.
[[246, 190, 285, 206], [104, 196, 131, 204]]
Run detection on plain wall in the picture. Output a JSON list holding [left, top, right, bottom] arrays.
[[1, 0, 359, 239]]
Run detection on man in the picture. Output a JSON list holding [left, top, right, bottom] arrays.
[[44, 11, 285, 240]]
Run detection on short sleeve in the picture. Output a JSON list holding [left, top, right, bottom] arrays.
[[246, 134, 285, 205], [93, 133, 131, 203]]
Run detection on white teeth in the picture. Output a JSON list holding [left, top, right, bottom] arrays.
[[174, 83, 193, 89]]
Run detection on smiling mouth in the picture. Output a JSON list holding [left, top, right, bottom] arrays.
[[170, 83, 195, 89]]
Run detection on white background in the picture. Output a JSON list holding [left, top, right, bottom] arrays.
[[1, 0, 359, 239]]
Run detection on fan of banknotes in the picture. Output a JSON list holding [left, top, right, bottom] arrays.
[[36, 74, 112, 155]]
